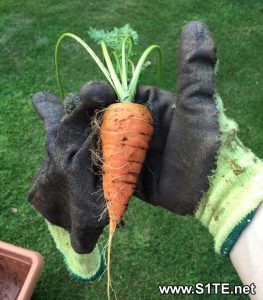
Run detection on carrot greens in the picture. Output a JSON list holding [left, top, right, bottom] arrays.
[[55, 24, 162, 102]]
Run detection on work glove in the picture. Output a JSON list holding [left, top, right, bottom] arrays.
[[28, 85, 116, 280], [78, 21, 263, 256], [136, 21, 263, 255]]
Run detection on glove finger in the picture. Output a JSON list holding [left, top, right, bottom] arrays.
[[135, 84, 176, 117], [176, 21, 217, 108], [56, 80, 116, 152], [80, 81, 116, 110], [68, 130, 108, 254], [64, 92, 81, 114], [56, 102, 89, 150], [70, 227, 104, 254], [33, 92, 64, 128], [135, 84, 177, 161], [33, 92, 64, 152], [157, 22, 220, 214]]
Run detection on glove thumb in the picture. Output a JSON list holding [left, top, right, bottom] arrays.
[[70, 227, 104, 254], [33, 92, 64, 151], [80, 81, 116, 110], [177, 21, 217, 107], [33, 92, 64, 127]]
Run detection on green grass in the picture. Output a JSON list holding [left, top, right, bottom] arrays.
[[1, 0, 262, 299]]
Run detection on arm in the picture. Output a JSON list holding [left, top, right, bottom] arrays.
[[67, 22, 263, 289], [230, 203, 263, 299]]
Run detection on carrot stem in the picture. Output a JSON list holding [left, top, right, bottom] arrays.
[[127, 45, 162, 102], [54, 33, 115, 99], [101, 42, 129, 102], [110, 51, 122, 79], [55, 30, 162, 103], [121, 36, 133, 90]]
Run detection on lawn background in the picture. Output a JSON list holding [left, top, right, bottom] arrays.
[[1, 1, 262, 299]]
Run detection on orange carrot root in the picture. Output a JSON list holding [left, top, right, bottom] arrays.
[[101, 102, 153, 299], [101, 102, 153, 223]]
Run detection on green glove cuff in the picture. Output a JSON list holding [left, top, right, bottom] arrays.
[[47, 222, 105, 281], [195, 95, 263, 256]]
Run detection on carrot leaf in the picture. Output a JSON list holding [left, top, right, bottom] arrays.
[[87, 24, 138, 54]]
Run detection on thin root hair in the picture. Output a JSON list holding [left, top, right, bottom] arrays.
[[91, 149, 133, 170], [98, 205, 108, 222], [109, 183, 130, 204], [91, 188, 104, 195]]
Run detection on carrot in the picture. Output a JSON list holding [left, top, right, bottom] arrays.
[[101, 102, 153, 226], [55, 24, 162, 299], [101, 102, 153, 297]]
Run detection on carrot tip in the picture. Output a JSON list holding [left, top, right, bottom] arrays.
[[107, 220, 117, 300]]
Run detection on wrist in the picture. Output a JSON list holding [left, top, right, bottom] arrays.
[[47, 222, 105, 281], [195, 95, 263, 256], [230, 203, 263, 299]]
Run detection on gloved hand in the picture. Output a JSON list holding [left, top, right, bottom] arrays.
[[28, 85, 116, 280], [135, 21, 263, 255], [29, 20, 263, 283], [78, 21, 263, 256]]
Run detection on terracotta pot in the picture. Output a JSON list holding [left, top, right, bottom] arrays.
[[0, 241, 44, 300]]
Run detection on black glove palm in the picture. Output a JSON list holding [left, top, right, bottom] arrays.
[[28, 84, 115, 253]]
